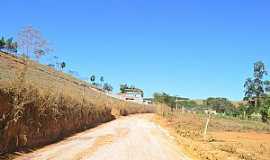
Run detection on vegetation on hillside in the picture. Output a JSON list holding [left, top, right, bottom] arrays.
[[154, 61, 270, 123], [243, 61, 270, 122], [0, 37, 18, 54], [153, 92, 236, 115], [152, 61, 270, 159], [0, 80, 114, 154], [153, 92, 189, 110], [0, 26, 155, 155]]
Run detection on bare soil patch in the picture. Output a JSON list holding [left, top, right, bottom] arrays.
[[154, 109, 270, 160], [10, 114, 190, 160]]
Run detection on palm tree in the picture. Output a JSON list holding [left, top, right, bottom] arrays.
[[90, 75, 96, 84]]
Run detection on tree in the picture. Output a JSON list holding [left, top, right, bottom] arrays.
[[90, 75, 96, 84], [153, 92, 177, 111], [103, 83, 113, 92], [244, 61, 268, 122], [17, 26, 52, 61], [0, 37, 17, 53], [204, 97, 235, 114], [264, 80, 270, 93], [237, 103, 248, 119], [4, 37, 17, 53], [100, 76, 104, 86], [177, 100, 198, 109], [260, 97, 270, 122], [60, 62, 66, 71], [11, 41, 18, 53], [120, 84, 128, 93], [0, 37, 6, 49], [6, 38, 13, 51], [5, 38, 13, 49]]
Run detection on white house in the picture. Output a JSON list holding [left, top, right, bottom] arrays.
[[119, 88, 144, 103]]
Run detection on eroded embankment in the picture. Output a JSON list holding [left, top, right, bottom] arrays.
[[0, 84, 115, 155], [0, 52, 155, 156]]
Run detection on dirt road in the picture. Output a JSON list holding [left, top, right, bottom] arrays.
[[14, 114, 190, 160]]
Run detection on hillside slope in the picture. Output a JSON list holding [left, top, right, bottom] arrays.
[[0, 51, 107, 99], [0, 51, 154, 155]]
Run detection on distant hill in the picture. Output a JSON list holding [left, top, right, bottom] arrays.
[[189, 99, 245, 107]]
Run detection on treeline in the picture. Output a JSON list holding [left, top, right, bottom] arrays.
[[153, 61, 270, 123], [153, 92, 189, 109], [0, 37, 18, 53], [153, 93, 236, 115], [0, 26, 114, 93], [0, 26, 51, 62]]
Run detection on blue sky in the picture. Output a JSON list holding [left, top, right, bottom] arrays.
[[1, 0, 270, 100]]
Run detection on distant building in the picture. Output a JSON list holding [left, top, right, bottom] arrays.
[[119, 88, 144, 103]]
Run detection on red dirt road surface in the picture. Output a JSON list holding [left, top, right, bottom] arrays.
[[14, 114, 190, 160]]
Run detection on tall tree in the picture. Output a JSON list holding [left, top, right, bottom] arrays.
[[17, 26, 52, 61], [244, 61, 268, 122], [253, 61, 267, 98]]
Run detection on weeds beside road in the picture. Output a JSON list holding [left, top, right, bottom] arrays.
[[156, 105, 270, 160]]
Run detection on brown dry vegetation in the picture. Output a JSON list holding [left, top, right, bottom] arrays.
[[0, 52, 155, 156], [155, 105, 270, 160]]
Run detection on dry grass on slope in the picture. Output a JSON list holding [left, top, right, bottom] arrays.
[[0, 52, 155, 155], [0, 81, 114, 155]]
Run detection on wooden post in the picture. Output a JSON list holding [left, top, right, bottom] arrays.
[[203, 112, 211, 140]]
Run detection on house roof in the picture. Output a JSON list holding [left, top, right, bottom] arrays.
[[124, 88, 143, 93]]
